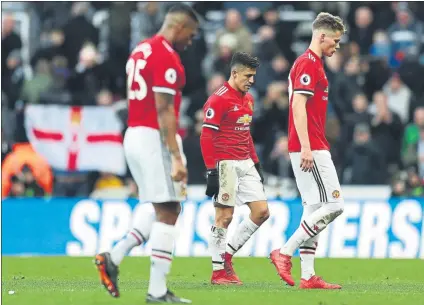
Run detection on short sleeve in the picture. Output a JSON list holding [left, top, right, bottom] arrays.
[[292, 59, 318, 96], [152, 56, 179, 96], [202, 96, 226, 130]]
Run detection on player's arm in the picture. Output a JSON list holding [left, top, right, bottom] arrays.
[[154, 92, 182, 160], [292, 93, 311, 150], [200, 98, 224, 197], [292, 60, 317, 171]]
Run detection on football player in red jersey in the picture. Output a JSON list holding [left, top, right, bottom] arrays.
[[200, 52, 270, 285], [269, 12, 346, 289], [94, 4, 199, 303]]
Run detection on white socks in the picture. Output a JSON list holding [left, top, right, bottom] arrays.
[[300, 236, 318, 280], [110, 228, 145, 266], [110, 203, 155, 266], [148, 222, 176, 298], [209, 226, 227, 271], [226, 217, 259, 255]]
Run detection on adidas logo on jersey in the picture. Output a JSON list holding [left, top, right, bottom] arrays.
[[234, 105, 239, 111]]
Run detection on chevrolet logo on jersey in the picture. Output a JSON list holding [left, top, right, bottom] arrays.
[[236, 114, 252, 125]]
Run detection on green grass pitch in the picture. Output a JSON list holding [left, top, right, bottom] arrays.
[[2, 257, 424, 305]]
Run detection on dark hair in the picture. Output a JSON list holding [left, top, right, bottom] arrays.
[[230, 52, 260, 70], [168, 4, 199, 23]]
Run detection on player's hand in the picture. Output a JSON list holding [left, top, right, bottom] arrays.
[[171, 156, 187, 182], [254, 162, 264, 183], [205, 169, 219, 198], [300, 147, 314, 172]]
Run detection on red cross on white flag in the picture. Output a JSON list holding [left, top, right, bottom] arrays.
[[25, 105, 126, 175]]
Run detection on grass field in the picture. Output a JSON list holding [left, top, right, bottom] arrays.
[[2, 257, 424, 305]]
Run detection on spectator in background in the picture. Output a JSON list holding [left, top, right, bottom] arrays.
[[186, 73, 225, 121], [131, 2, 166, 48], [264, 133, 293, 181], [343, 124, 386, 184], [333, 56, 363, 114], [387, 5, 424, 69], [383, 73, 413, 124], [67, 43, 112, 105], [96, 89, 113, 106], [21, 165, 45, 197], [391, 177, 407, 197], [350, 6, 376, 55], [39, 55, 72, 105], [183, 109, 206, 184], [255, 54, 290, 97], [340, 93, 372, 147], [406, 167, 424, 196], [255, 25, 280, 62], [2, 14, 22, 81], [9, 175, 25, 198], [213, 34, 237, 77], [62, 2, 99, 68], [31, 29, 66, 67], [402, 107, 424, 170], [214, 9, 253, 57], [3, 49, 24, 108], [20, 59, 53, 104], [369, 91, 404, 170]]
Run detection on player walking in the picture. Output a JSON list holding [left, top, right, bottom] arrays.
[[200, 52, 270, 285], [94, 4, 199, 303], [270, 12, 346, 289]]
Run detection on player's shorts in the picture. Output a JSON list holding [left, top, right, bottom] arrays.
[[124, 126, 187, 203], [289, 150, 343, 206], [215, 158, 267, 207]]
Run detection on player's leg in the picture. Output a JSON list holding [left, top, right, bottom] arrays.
[[226, 160, 269, 257], [144, 131, 190, 303], [94, 127, 150, 298], [109, 134, 187, 266], [271, 150, 343, 288], [209, 160, 240, 285]]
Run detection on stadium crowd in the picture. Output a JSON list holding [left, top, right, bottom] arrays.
[[2, 1, 424, 198]]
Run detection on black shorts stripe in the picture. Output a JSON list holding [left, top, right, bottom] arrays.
[[152, 249, 173, 256], [303, 220, 317, 236], [227, 243, 237, 252], [299, 246, 317, 251], [313, 160, 327, 202], [311, 166, 324, 202], [133, 228, 146, 242], [212, 261, 224, 264]]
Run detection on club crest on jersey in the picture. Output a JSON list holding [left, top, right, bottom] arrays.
[[236, 114, 252, 125], [247, 100, 253, 111], [300, 74, 311, 86], [332, 190, 340, 199], [205, 108, 215, 119], [222, 193, 230, 201]]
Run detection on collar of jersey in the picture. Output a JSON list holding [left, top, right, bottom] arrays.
[[156, 34, 174, 51], [224, 81, 244, 99], [308, 48, 322, 62]]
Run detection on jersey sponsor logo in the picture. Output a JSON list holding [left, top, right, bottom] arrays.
[[300, 74, 311, 86], [165, 68, 177, 84], [236, 114, 252, 125], [205, 108, 215, 119]]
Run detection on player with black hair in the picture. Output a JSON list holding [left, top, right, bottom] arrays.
[[200, 52, 270, 285], [94, 4, 199, 303]]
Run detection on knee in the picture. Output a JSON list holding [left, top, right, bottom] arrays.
[[215, 209, 233, 228], [154, 202, 180, 225], [326, 202, 344, 221], [254, 207, 270, 224]]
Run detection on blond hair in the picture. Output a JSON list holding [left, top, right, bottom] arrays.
[[312, 12, 346, 33]]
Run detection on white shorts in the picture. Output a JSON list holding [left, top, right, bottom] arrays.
[[290, 150, 343, 206], [124, 126, 187, 203], [215, 158, 267, 207]]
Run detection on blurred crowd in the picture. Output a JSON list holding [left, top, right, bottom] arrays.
[[2, 1, 424, 198]]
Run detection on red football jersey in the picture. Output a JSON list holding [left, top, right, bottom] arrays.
[[202, 82, 255, 162], [287, 49, 329, 152], [127, 35, 186, 129]]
